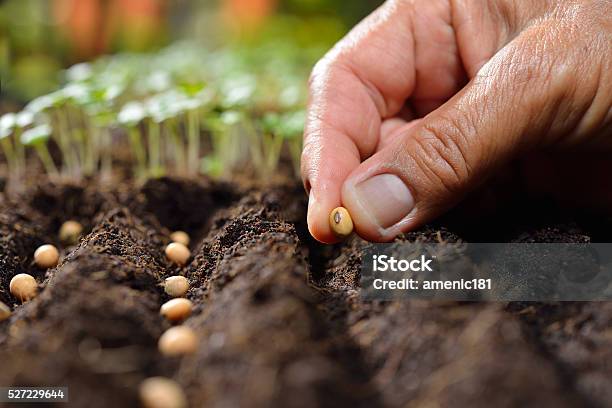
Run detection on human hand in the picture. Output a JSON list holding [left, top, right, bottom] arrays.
[[302, 0, 612, 243]]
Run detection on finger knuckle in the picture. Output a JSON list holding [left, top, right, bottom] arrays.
[[308, 47, 349, 90], [410, 119, 473, 195]]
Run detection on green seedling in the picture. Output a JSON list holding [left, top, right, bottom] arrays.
[[0, 111, 36, 186], [9, 40, 316, 183], [13, 112, 34, 179], [204, 110, 248, 177], [183, 98, 203, 175], [62, 83, 93, 175], [162, 92, 192, 175], [176, 81, 212, 175], [0, 113, 17, 180], [118, 101, 148, 178], [259, 113, 286, 177], [145, 93, 175, 177], [20, 124, 58, 176], [82, 83, 125, 180], [257, 110, 305, 178], [88, 107, 116, 181], [26, 90, 79, 178], [278, 110, 306, 177]]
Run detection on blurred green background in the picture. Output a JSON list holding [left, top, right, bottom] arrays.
[[0, 0, 382, 105]]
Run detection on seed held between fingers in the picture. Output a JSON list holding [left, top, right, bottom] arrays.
[[34, 244, 60, 269], [158, 326, 198, 356], [165, 242, 191, 266], [164, 276, 190, 298], [0, 301, 11, 321], [329, 207, 354, 239], [160, 298, 193, 322], [9, 274, 38, 302], [139, 377, 188, 408], [170, 231, 190, 246]]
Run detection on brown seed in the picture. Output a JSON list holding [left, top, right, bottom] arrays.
[[160, 298, 193, 322], [139, 377, 187, 408], [0, 301, 11, 322], [34, 244, 60, 269], [165, 242, 190, 266], [329, 207, 354, 239], [59, 220, 83, 245], [9, 273, 38, 302], [158, 326, 198, 356], [169, 231, 190, 246], [164, 276, 190, 298]]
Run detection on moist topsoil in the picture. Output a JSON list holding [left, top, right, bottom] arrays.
[[0, 176, 611, 408]]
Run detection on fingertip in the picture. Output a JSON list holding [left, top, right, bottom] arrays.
[[307, 190, 341, 244], [302, 137, 361, 244]]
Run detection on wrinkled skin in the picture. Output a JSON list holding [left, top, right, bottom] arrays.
[[302, 0, 612, 243]]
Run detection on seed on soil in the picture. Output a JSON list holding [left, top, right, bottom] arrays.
[[165, 242, 190, 266], [170, 231, 190, 246], [0, 301, 11, 322], [9, 273, 38, 302], [34, 244, 60, 268], [139, 377, 187, 408], [329, 207, 354, 239], [160, 298, 193, 322], [158, 326, 198, 356], [164, 276, 190, 298], [59, 220, 83, 245]]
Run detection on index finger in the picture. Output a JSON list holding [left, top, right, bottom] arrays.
[[302, 1, 416, 243]]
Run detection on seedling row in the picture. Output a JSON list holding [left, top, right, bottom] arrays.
[[0, 42, 312, 188]]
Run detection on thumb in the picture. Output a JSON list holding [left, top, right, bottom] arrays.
[[341, 27, 598, 242]]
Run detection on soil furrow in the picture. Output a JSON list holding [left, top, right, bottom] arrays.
[[176, 190, 380, 407], [0, 207, 170, 407], [0, 209, 46, 307], [512, 302, 612, 408], [506, 226, 608, 408], [1, 177, 612, 407], [311, 226, 589, 407]]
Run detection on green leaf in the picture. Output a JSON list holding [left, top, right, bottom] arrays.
[[146, 92, 179, 123], [279, 110, 306, 139], [0, 113, 16, 135], [261, 112, 281, 133], [20, 124, 52, 145], [145, 70, 173, 93], [221, 75, 256, 108], [62, 83, 92, 105], [15, 111, 35, 128], [65, 62, 93, 82], [118, 101, 147, 126], [24, 93, 60, 113], [178, 81, 206, 97]]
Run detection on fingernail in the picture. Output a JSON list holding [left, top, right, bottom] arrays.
[[353, 174, 414, 228]]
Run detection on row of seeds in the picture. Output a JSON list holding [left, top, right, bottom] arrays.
[[0, 223, 196, 408]]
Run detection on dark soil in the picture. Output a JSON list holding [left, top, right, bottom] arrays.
[[1, 176, 611, 408]]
